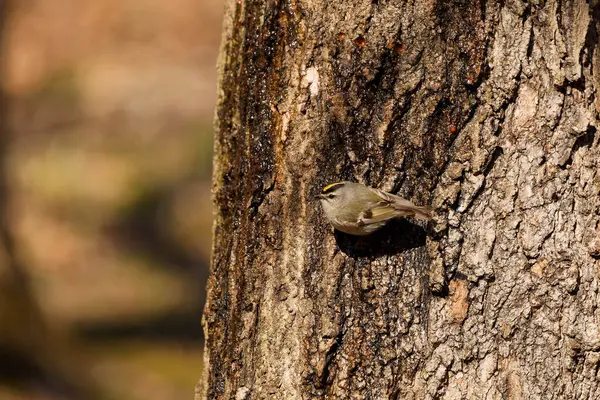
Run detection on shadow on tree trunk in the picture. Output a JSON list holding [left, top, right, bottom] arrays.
[[333, 219, 428, 258]]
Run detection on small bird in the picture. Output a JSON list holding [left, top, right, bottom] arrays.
[[316, 181, 432, 235]]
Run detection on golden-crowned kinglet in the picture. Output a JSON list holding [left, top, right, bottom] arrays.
[[316, 181, 432, 235]]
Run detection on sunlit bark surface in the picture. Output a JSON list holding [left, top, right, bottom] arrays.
[[200, 0, 600, 398]]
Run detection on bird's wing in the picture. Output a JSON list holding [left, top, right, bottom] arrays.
[[357, 202, 415, 226], [367, 188, 431, 220], [371, 188, 406, 205]]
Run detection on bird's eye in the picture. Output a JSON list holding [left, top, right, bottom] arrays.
[[328, 194, 335, 199]]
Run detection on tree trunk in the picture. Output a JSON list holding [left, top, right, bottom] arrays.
[[199, 0, 600, 398]]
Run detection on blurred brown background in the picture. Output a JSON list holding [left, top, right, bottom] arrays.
[[0, 0, 223, 399]]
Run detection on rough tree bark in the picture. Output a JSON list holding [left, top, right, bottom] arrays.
[[199, 0, 600, 398]]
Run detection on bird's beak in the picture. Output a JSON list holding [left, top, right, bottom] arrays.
[[314, 194, 324, 200]]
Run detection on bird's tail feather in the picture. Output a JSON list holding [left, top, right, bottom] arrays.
[[412, 205, 433, 220]]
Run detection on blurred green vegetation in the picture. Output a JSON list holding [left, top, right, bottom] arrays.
[[0, 0, 223, 399]]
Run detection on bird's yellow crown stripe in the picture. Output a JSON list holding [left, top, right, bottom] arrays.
[[322, 182, 345, 193]]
